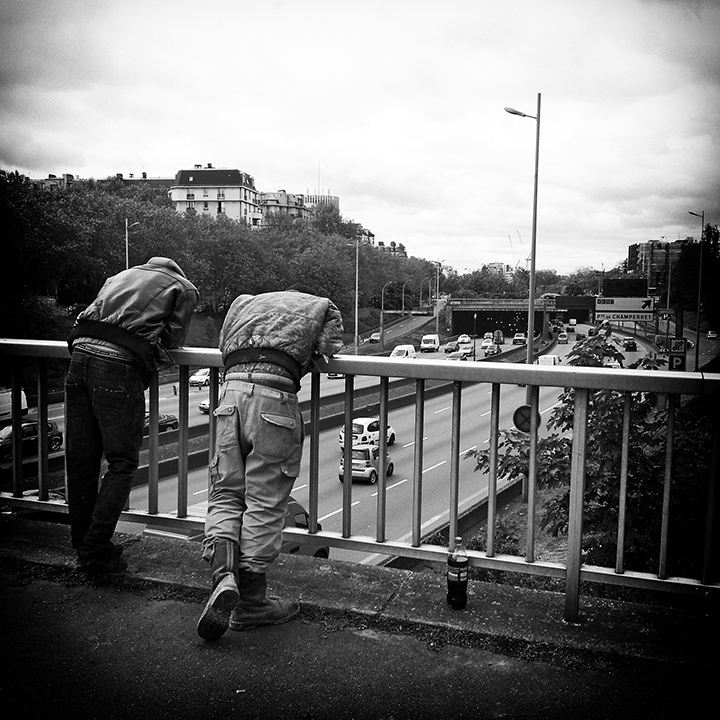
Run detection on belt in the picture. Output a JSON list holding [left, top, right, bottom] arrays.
[[224, 370, 297, 393]]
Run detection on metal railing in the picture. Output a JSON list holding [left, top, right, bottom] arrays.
[[1, 338, 718, 621]]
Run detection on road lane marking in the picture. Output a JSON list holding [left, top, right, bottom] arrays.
[[319, 501, 360, 522], [435, 406, 451, 414], [371, 478, 408, 497], [193, 488, 208, 496], [403, 437, 428, 448]]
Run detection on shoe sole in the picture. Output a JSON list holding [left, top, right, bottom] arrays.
[[197, 581, 240, 641]]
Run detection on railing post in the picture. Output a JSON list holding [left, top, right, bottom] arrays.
[[526, 384, 540, 562], [176, 365, 189, 517], [658, 394, 676, 580], [376, 376, 390, 543], [36, 359, 50, 500], [486, 383, 501, 557], [448, 381, 462, 540], [308, 370, 321, 533], [565, 387, 589, 623], [615, 392, 632, 574], [411, 379, 425, 547], [147, 377, 159, 514], [342, 374, 355, 537]]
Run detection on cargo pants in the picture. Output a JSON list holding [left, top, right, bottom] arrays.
[[202, 379, 304, 574]]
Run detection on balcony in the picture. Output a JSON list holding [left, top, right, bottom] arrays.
[[0, 338, 718, 627]]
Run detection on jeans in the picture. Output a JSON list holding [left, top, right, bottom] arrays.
[[203, 380, 303, 574], [65, 348, 145, 562]]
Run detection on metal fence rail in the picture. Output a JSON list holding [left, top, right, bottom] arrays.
[[1, 338, 718, 622]]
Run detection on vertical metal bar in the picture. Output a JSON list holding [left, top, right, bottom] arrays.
[[526, 385, 539, 562], [207, 368, 220, 462], [565, 388, 589, 623], [702, 410, 719, 585], [658, 394, 676, 580], [411, 379, 425, 547], [615, 392, 631, 574], [147, 376, 159, 514], [307, 371, 321, 533], [342, 374, 354, 537], [376, 376, 389, 543], [177, 365, 190, 517], [36, 359, 49, 500], [486, 383, 500, 557], [11, 367, 23, 497], [448, 381, 462, 540]]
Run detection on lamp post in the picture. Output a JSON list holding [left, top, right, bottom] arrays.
[[125, 219, 140, 270], [401, 280, 411, 315], [353, 236, 359, 353], [505, 93, 541, 387], [689, 210, 704, 371], [433, 260, 444, 333], [379, 281, 393, 351]]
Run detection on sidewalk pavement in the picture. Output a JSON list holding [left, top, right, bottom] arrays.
[[1, 513, 717, 720]]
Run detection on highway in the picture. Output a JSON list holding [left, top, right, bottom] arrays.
[[130, 324, 639, 564]]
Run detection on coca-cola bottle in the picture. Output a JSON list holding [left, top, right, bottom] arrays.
[[446, 536, 468, 609]]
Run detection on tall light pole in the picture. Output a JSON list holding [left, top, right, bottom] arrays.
[[401, 280, 411, 315], [379, 281, 393, 351], [433, 260, 444, 333], [353, 236, 360, 353], [125, 219, 140, 270], [505, 93, 541, 381], [689, 210, 704, 371]]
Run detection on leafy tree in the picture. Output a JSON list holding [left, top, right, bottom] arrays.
[[467, 328, 710, 578]]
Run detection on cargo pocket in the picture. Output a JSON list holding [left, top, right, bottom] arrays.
[[258, 411, 302, 474], [213, 404, 238, 448]]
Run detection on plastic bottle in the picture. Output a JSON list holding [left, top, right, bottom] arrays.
[[446, 536, 468, 609]]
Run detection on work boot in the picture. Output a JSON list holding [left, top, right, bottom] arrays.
[[229, 570, 299, 631], [197, 540, 240, 641]]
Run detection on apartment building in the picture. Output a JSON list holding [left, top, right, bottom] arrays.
[[169, 164, 262, 225], [628, 238, 693, 293], [259, 190, 310, 220]]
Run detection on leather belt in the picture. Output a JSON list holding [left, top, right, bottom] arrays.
[[225, 369, 297, 393]]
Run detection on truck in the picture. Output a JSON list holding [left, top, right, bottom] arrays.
[[420, 334, 440, 352], [493, 330, 505, 345]]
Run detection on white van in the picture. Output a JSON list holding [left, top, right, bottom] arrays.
[[0, 387, 28, 426], [537, 355, 561, 366], [390, 344, 417, 359], [420, 334, 440, 352]]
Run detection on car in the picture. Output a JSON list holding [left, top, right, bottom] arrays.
[[282, 496, 329, 558], [537, 355, 561, 366], [198, 398, 211, 414], [338, 417, 396, 450], [0, 417, 63, 461], [622, 338, 637, 352], [708, 330, 718, 340], [483, 332, 493, 341], [338, 444, 394, 484], [457, 339, 474, 356], [389, 344, 416, 359], [480, 338, 493, 350], [444, 340, 459, 353], [369, 332, 381, 343], [512, 333, 526, 345], [484, 343, 500, 357], [144, 413, 179, 435], [189, 368, 211, 387], [458, 334, 472, 344], [604, 360, 622, 369], [557, 332, 569, 344], [445, 351, 468, 361]]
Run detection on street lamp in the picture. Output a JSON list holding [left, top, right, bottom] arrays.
[[353, 236, 360, 353], [401, 280, 411, 315], [125, 219, 140, 270], [689, 210, 704, 371], [379, 281, 393, 351], [505, 93, 541, 386]]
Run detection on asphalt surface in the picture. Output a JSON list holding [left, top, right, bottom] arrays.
[[1, 513, 718, 720]]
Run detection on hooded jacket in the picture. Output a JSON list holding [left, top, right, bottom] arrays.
[[69, 257, 198, 373], [220, 291, 344, 380]]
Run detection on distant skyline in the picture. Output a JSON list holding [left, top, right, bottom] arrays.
[[1, 0, 718, 275]]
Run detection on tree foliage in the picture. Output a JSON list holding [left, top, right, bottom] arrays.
[[468, 327, 710, 577]]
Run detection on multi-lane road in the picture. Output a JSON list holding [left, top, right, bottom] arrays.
[[130, 324, 651, 564]]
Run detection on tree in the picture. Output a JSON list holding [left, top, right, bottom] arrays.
[[468, 329, 710, 578]]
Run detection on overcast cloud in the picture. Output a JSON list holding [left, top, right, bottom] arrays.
[[1, 0, 718, 275]]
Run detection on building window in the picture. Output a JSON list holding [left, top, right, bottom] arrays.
[[203, 202, 209, 211], [203, 188, 208, 196], [217, 190, 225, 199], [186, 192, 195, 200], [187, 202, 195, 209]]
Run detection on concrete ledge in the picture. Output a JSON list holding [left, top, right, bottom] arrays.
[[1, 513, 716, 673]]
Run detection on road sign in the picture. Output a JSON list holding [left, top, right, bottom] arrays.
[[668, 354, 686, 372], [595, 297, 654, 322], [669, 337, 687, 354], [513, 405, 541, 433]]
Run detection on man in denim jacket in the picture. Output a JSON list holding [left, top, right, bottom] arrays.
[[66, 257, 198, 576], [197, 288, 343, 641]]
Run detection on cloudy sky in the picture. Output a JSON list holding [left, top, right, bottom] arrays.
[[1, 0, 718, 275]]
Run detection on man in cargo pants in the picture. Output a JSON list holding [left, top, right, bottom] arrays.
[[197, 288, 343, 641]]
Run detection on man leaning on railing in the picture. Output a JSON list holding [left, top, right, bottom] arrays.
[[65, 257, 198, 577]]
